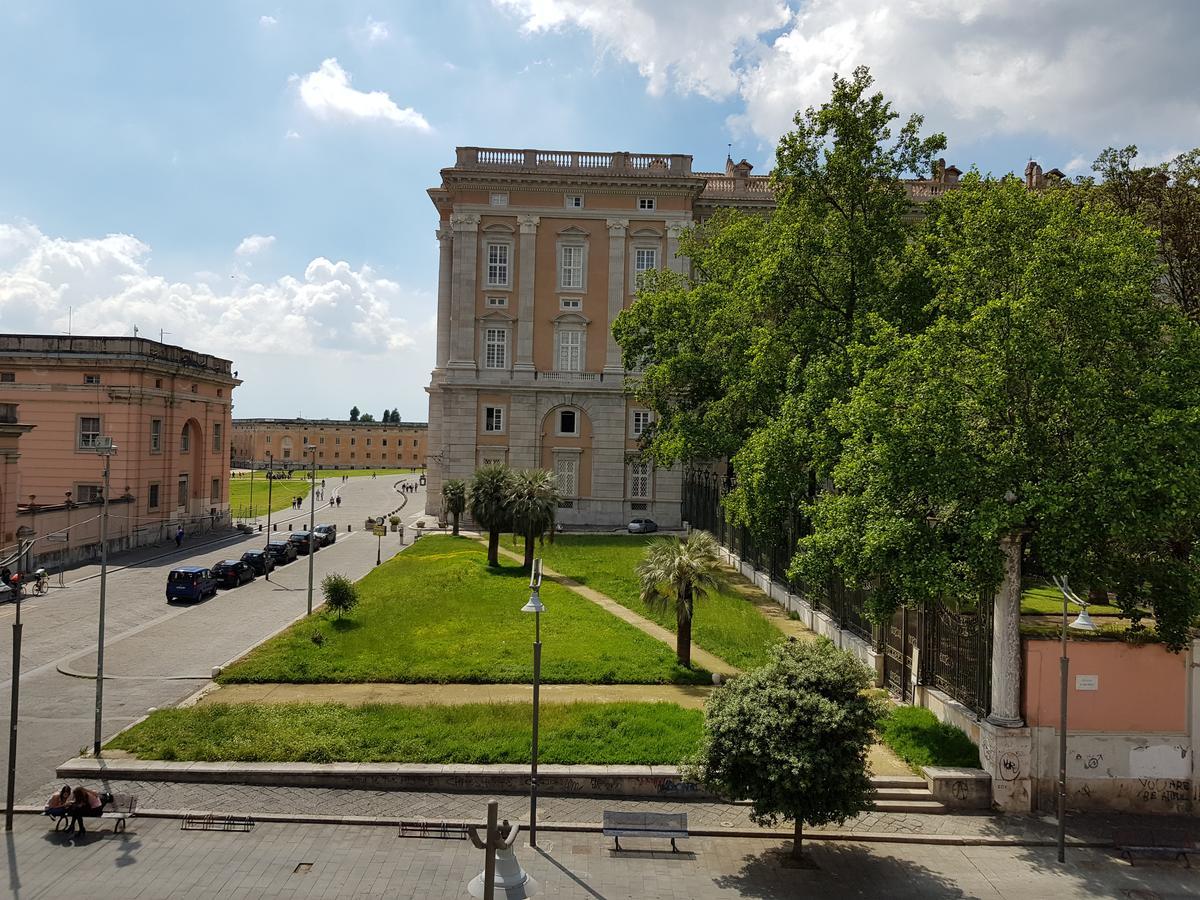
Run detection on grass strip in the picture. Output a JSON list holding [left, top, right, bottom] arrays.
[[220, 535, 711, 685], [878, 706, 980, 770], [525, 534, 785, 669], [107, 701, 703, 765], [228, 468, 419, 518]]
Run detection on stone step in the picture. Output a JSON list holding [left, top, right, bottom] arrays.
[[870, 775, 927, 789], [873, 787, 937, 801], [872, 798, 948, 814]]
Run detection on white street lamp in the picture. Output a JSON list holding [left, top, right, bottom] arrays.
[[521, 559, 544, 848], [1051, 574, 1097, 863], [305, 444, 317, 615]]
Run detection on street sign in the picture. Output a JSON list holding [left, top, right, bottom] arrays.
[[372, 525, 387, 537]]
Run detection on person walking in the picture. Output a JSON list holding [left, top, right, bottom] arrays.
[[175, 525, 184, 548], [336, 496, 341, 507]]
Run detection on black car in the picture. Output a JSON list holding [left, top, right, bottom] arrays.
[[288, 531, 319, 555], [264, 541, 298, 564], [313, 524, 337, 547], [211, 559, 255, 589], [241, 549, 275, 576]]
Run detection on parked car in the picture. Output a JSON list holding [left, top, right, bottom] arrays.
[[288, 531, 319, 555], [211, 559, 256, 589], [264, 541, 298, 565], [240, 549, 275, 576], [313, 523, 337, 546], [165, 566, 217, 602], [627, 518, 659, 534]]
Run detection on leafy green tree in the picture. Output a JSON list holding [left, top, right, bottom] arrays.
[[615, 66, 945, 539], [794, 174, 1200, 646], [506, 469, 560, 569], [358, 413, 375, 423], [391, 408, 401, 423], [349, 406, 360, 422], [687, 638, 884, 862], [441, 478, 466, 536], [321, 572, 359, 619], [1088, 146, 1200, 321], [469, 464, 513, 567], [636, 530, 729, 667]]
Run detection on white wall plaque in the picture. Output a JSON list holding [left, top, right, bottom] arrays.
[[1074, 674, 1099, 691]]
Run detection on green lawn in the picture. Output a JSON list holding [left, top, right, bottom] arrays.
[[524, 534, 785, 670], [107, 701, 703, 765], [1020, 583, 1125, 616], [220, 535, 710, 685], [228, 468, 419, 518], [878, 706, 980, 770]]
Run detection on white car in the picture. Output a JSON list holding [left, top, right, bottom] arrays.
[[627, 518, 658, 534]]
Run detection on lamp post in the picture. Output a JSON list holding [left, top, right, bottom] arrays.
[[1050, 575, 1097, 863], [264, 451, 274, 580], [4, 538, 33, 831], [305, 445, 316, 615], [93, 437, 117, 757], [520, 559, 544, 847]]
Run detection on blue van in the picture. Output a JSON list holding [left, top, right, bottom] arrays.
[[166, 566, 217, 602]]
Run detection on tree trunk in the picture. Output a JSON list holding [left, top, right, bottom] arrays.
[[524, 532, 535, 569], [487, 530, 500, 567], [791, 819, 804, 861], [676, 584, 693, 668], [451, 511, 460, 536]]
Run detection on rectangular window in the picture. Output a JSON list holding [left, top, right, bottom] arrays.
[[638, 197, 656, 210], [484, 328, 508, 369], [212, 423, 222, 453], [150, 418, 162, 452], [382, 439, 387, 446], [555, 456, 578, 496], [486, 296, 508, 308], [556, 330, 583, 372], [178, 474, 189, 507], [350, 437, 356, 446], [319, 436, 325, 444], [632, 410, 651, 437], [559, 245, 583, 289], [486, 243, 509, 287], [413, 439, 418, 447], [211, 477, 219, 501], [282, 448, 290, 459], [484, 406, 504, 433], [335, 436, 340, 445], [78, 416, 101, 449], [490, 192, 509, 207], [0, 372, 13, 382], [266, 435, 272, 444], [351, 452, 356, 460], [154, 378, 162, 388], [558, 409, 578, 435], [560, 297, 581, 311], [148, 483, 160, 510], [84, 374, 100, 385], [75, 484, 103, 503], [635, 248, 658, 275], [366, 452, 372, 459], [565, 194, 583, 208], [366, 438, 372, 446], [335, 452, 340, 459], [180, 428, 190, 452], [631, 461, 650, 499]]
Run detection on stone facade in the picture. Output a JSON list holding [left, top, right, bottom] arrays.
[[231, 418, 428, 470]]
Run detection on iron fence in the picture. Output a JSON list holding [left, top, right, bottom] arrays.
[[683, 468, 992, 716]]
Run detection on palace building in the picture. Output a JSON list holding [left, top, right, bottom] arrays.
[[231, 418, 428, 470], [423, 147, 966, 528]]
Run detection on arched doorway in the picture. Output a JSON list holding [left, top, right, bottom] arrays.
[[178, 418, 206, 514]]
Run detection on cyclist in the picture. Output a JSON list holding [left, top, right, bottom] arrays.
[[32, 568, 49, 596]]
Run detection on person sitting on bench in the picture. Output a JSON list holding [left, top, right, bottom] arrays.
[[67, 786, 103, 835], [45, 786, 71, 820]]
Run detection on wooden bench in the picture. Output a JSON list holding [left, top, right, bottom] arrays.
[[602, 811, 688, 852], [48, 794, 137, 834], [1115, 827, 1198, 866]]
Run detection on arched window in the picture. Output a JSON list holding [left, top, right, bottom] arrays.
[[180, 424, 190, 452]]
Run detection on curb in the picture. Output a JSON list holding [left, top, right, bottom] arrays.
[[7, 806, 1110, 848]]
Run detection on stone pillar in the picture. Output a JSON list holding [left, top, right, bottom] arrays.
[[515, 214, 539, 372], [435, 225, 453, 369], [987, 531, 1026, 727], [448, 212, 480, 369], [604, 218, 629, 375], [666, 219, 689, 274]]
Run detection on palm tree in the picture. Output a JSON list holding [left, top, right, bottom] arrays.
[[441, 479, 466, 536], [637, 529, 729, 668], [507, 469, 559, 569], [469, 464, 513, 567]]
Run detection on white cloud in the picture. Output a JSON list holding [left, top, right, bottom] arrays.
[[285, 129, 300, 140], [495, 0, 1200, 160], [259, 14, 277, 27], [296, 58, 431, 131], [0, 222, 422, 357], [234, 234, 276, 257], [363, 17, 390, 44]]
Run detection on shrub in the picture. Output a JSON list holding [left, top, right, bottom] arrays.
[[321, 573, 359, 619], [879, 705, 980, 769]]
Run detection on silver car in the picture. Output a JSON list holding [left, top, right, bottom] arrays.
[[627, 518, 658, 534]]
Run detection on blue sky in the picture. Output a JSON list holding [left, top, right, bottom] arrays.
[[2, 1, 1197, 419]]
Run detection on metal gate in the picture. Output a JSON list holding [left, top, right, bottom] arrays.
[[883, 606, 919, 702]]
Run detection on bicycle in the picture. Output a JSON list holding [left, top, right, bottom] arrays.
[[31, 568, 49, 596]]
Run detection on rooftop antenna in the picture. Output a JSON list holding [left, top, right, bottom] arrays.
[[133, 325, 139, 338], [159, 329, 171, 344], [68, 306, 73, 335]]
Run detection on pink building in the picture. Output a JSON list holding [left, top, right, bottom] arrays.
[[0, 335, 241, 569]]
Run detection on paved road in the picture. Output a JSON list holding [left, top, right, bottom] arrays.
[[4, 814, 1197, 899], [0, 474, 427, 800]]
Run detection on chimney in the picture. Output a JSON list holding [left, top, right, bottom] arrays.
[[1025, 160, 1043, 190]]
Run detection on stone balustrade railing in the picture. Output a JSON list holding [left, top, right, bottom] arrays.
[[455, 147, 693, 176]]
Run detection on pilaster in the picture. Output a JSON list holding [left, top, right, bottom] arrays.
[[448, 213, 480, 369], [515, 214, 539, 372], [604, 218, 629, 375], [435, 225, 453, 369], [666, 219, 689, 274]]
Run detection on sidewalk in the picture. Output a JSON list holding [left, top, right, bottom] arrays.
[[3, 811, 1195, 899]]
